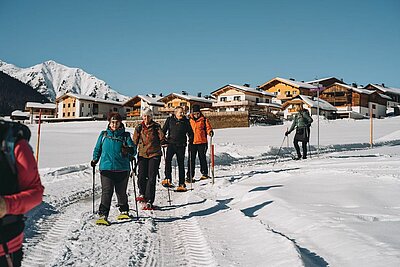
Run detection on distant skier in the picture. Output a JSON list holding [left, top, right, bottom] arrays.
[[0, 119, 44, 267], [187, 104, 214, 182], [91, 112, 136, 226], [285, 104, 313, 160], [133, 108, 164, 210], [162, 106, 194, 192]]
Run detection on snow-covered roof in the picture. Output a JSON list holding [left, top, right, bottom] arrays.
[[367, 84, 400, 96], [166, 93, 215, 104], [378, 93, 393, 100], [260, 77, 316, 89], [334, 83, 374, 95], [138, 94, 165, 106], [60, 93, 123, 105], [299, 95, 337, 111], [25, 102, 57, 109], [305, 77, 341, 84], [211, 84, 274, 97], [11, 110, 30, 117]]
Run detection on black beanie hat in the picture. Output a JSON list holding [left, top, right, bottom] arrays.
[[192, 105, 201, 113]]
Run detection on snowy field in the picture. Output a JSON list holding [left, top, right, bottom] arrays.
[[21, 117, 400, 267]]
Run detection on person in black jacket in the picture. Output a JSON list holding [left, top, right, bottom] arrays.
[[162, 106, 194, 192]]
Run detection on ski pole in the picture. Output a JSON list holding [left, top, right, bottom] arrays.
[[307, 127, 312, 159], [162, 147, 172, 206], [211, 136, 215, 185], [92, 165, 95, 214], [189, 145, 193, 191], [273, 135, 287, 166], [131, 160, 139, 220]]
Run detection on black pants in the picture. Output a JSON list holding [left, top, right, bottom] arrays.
[[0, 248, 23, 267], [137, 156, 161, 204], [99, 172, 129, 217], [187, 143, 208, 179], [164, 144, 186, 186], [294, 139, 308, 159]]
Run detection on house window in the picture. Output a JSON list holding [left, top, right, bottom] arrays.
[[255, 98, 259, 103], [220, 97, 227, 102], [68, 103, 70, 108], [265, 99, 270, 103], [67, 112, 70, 116], [274, 92, 278, 96], [126, 108, 131, 112], [63, 103, 65, 108], [234, 108, 239, 111], [72, 112, 75, 116], [372, 104, 376, 109], [233, 96, 241, 101], [180, 102, 187, 107], [168, 103, 172, 108], [82, 103, 84, 108], [113, 107, 118, 112], [88, 104, 91, 108], [73, 102, 75, 107], [63, 113, 65, 117]]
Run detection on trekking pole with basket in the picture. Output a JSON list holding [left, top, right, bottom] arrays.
[[273, 135, 287, 166], [162, 147, 172, 206], [130, 159, 139, 220]]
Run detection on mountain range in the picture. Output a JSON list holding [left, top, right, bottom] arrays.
[[0, 59, 129, 102]]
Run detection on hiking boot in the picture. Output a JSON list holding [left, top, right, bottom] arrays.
[[161, 179, 173, 188], [135, 195, 145, 203], [200, 175, 210, 180], [176, 184, 187, 192], [96, 215, 111, 226], [117, 211, 133, 220]]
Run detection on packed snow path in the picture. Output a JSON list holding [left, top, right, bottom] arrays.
[[21, 140, 400, 266]]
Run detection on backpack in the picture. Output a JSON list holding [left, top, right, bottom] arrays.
[[0, 120, 31, 176], [0, 120, 30, 249]]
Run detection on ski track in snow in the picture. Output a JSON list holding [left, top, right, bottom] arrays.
[[20, 140, 400, 266]]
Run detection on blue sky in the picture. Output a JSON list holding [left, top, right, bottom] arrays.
[[1, 0, 399, 96]]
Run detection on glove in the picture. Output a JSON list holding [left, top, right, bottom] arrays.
[[91, 160, 98, 168], [285, 131, 289, 136], [209, 130, 214, 137]]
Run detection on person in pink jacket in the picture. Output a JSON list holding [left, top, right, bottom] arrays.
[[0, 121, 44, 267]]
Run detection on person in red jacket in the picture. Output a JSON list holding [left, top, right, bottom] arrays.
[[187, 105, 214, 182], [0, 121, 44, 267]]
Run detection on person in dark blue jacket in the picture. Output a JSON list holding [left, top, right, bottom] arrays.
[[91, 112, 136, 225]]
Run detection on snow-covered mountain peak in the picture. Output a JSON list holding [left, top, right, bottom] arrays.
[[0, 59, 129, 102]]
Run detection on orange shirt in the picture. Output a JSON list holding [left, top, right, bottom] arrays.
[[189, 114, 213, 144]]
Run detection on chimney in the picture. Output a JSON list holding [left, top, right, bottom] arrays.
[[352, 82, 358, 88], [182, 90, 188, 95], [197, 92, 202, 97], [243, 83, 250, 87], [204, 95, 209, 99], [159, 93, 163, 97], [151, 93, 156, 98], [289, 78, 295, 81], [381, 83, 385, 87]]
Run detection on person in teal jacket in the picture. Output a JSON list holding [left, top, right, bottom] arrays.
[[91, 112, 136, 225], [285, 104, 313, 160]]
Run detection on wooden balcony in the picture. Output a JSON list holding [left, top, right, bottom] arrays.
[[212, 100, 251, 107]]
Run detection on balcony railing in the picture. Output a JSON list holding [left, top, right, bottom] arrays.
[[212, 100, 251, 107]]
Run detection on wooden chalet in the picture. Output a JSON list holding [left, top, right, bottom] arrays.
[[258, 77, 316, 104], [320, 83, 390, 118], [25, 102, 57, 123], [158, 92, 214, 114], [123, 94, 164, 117], [281, 95, 337, 119], [364, 83, 400, 115], [210, 84, 274, 112], [305, 77, 345, 88], [55, 93, 125, 119]]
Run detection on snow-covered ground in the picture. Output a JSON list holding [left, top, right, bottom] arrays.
[[21, 117, 400, 266]]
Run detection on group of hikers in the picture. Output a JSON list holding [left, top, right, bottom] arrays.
[[0, 102, 312, 265], [90, 105, 214, 226]]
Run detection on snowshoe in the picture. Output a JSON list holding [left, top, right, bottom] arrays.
[[161, 179, 173, 188], [200, 175, 210, 180], [175, 185, 187, 192], [96, 216, 111, 226], [117, 211, 133, 221], [135, 195, 145, 203]]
